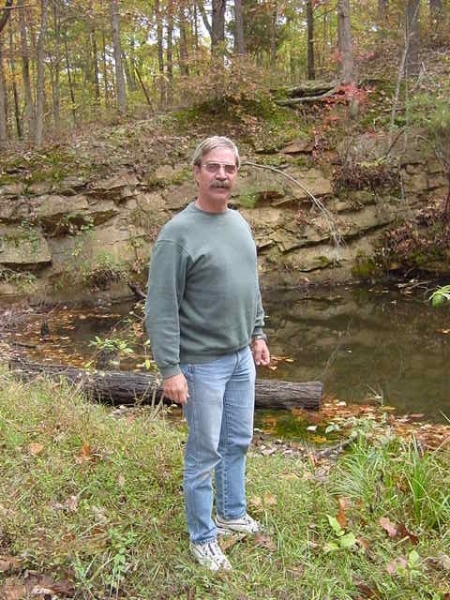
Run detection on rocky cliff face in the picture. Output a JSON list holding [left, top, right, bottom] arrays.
[[0, 127, 447, 300]]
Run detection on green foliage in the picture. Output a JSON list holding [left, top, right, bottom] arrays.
[[174, 57, 281, 129], [324, 515, 357, 552], [89, 335, 134, 355], [238, 192, 259, 209], [0, 147, 90, 187], [429, 285, 450, 308], [1, 372, 450, 598], [81, 252, 126, 291], [408, 94, 450, 166], [351, 253, 380, 281], [0, 267, 37, 290]]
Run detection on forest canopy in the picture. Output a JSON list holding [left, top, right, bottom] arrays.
[[0, 0, 448, 148]]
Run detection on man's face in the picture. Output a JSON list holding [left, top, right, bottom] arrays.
[[193, 147, 238, 209]]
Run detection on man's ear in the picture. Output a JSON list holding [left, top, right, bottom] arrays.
[[193, 165, 200, 185]]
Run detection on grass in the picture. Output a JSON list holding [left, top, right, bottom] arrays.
[[0, 372, 450, 599]]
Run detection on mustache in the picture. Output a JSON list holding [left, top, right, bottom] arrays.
[[210, 180, 230, 189]]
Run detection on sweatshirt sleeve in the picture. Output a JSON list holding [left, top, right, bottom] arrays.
[[145, 240, 190, 379], [252, 282, 266, 339]]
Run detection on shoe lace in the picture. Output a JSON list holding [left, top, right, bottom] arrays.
[[207, 540, 224, 558], [195, 540, 223, 558]]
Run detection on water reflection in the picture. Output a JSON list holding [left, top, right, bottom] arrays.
[[6, 285, 449, 423], [262, 286, 450, 422]]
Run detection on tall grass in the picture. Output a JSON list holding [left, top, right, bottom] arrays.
[[1, 370, 449, 599]]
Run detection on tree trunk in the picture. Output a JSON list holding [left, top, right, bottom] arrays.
[[8, 17, 22, 139], [429, 0, 443, 43], [125, 35, 137, 92], [234, 0, 245, 55], [0, 37, 7, 146], [101, 29, 110, 107], [122, 51, 137, 92], [337, 0, 355, 85], [405, 0, 420, 77], [35, 0, 48, 147], [211, 0, 226, 55], [197, 0, 212, 39], [193, 1, 200, 56], [166, 0, 174, 105], [135, 65, 153, 107], [50, 1, 61, 130], [86, 0, 101, 108], [269, 5, 277, 67], [63, 29, 77, 126], [109, 0, 127, 114], [179, 5, 190, 76], [154, 0, 165, 107], [18, 0, 35, 140], [429, 0, 442, 14], [306, 0, 315, 80], [0, 0, 13, 35], [92, 31, 101, 105], [378, 0, 388, 22], [9, 359, 323, 411]]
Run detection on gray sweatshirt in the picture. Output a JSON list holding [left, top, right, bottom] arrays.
[[145, 202, 265, 378]]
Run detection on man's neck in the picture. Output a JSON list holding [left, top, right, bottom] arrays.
[[194, 198, 228, 213]]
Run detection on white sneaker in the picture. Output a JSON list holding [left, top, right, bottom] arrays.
[[215, 513, 261, 535], [189, 540, 232, 571]]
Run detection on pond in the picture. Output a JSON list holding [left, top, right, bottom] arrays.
[[263, 285, 450, 423], [3, 284, 450, 424]]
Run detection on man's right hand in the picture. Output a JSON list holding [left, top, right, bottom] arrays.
[[162, 373, 189, 405]]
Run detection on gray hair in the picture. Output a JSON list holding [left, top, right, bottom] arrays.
[[192, 136, 240, 168]]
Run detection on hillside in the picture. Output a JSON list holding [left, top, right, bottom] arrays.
[[1, 61, 450, 301]]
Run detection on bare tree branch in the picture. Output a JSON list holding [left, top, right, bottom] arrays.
[[242, 161, 344, 249], [196, 0, 212, 37]]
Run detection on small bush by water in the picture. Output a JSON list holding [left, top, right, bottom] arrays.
[[0, 371, 449, 599]]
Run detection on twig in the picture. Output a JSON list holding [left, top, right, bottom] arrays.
[[384, 127, 406, 161], [242, 161, 344, 249], [388, 42, 408, 152], [313, 437, 353, 460]]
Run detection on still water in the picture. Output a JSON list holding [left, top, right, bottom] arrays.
[[7, 284, 450, 423], [262, 285, 450, 422]]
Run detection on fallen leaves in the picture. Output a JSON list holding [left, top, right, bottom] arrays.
[[0, 568, 74, 600], [51, 494, 79, 513], [253, 532, 277, 552], [28, 442, 44, 456], [0, 555, 22, 573], [378, 517, 419, 545], [265, 354, 295, 371], [249, 492, 277, 510], [74, 442, 94, 463], [378, 516, 397, 538], [336, 496, 350, 529]]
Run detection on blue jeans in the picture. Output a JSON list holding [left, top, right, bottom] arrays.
[[181, 346, 256, 544]]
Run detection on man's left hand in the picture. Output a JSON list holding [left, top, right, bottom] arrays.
[[251, 339, 270, 366]]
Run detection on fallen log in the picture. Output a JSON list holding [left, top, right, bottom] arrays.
[[8, 359, 322, 411], [276, 86, 338, 106]]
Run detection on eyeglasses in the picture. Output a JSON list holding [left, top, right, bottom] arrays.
[[202, 162, 238, 175]]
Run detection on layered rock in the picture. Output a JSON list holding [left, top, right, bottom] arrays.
[[0, 130, 448, 298]]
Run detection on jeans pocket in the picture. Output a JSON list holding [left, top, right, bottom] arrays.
[[180, 362, 195, 381]]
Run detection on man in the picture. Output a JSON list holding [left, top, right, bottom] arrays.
[[145, 136, 270, 571]]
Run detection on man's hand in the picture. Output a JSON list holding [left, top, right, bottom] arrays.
[[251, 339, 270, 366], [162, 373, 189, 405]]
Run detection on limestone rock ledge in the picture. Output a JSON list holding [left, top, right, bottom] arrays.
[[0, 130, 448, 298]]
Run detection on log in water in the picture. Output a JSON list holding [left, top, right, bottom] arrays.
[[8, 359, 322, 410]]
